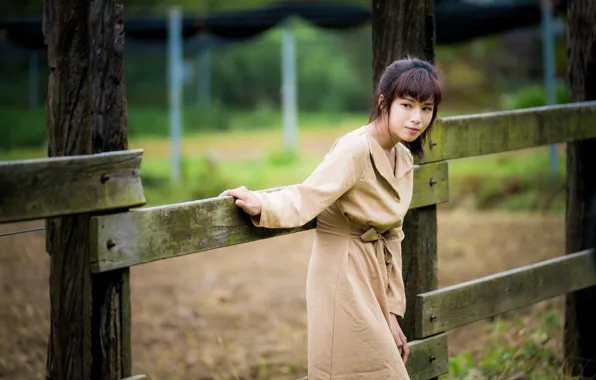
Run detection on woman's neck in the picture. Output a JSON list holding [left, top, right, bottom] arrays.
[[365, 119, 400, 152]]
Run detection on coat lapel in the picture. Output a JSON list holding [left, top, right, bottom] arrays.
[[366, 133, 403, 197], [394, 143, 414, 180]]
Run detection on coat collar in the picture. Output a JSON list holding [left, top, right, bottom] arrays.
[[364, 130, 413, 197]]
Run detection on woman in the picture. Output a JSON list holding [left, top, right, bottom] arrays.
[[220, 58, 442, 380]]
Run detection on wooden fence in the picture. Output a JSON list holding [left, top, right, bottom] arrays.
[[1, 101, 596, 379]]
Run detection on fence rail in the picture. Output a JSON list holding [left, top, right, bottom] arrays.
[[420, 101, 596, 163], [404, 333, 449, 379], [0, 149, 146, 223], [415, 248, 596, 338], [89, 162, 449, 273]]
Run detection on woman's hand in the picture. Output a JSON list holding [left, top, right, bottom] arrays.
[[219, 186, 262, 216], [390, 313, 409, 364]]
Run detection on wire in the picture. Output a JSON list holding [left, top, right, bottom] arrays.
[[0, 226, 45, 238]]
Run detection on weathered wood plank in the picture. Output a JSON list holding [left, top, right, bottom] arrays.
[[415, 249, 596, 338], [419, 101, 596, 163], [0, 149, 146, 224], [296, 333, 448, 380], [406, 333, 449, 380], [90, 162, 448, 272]]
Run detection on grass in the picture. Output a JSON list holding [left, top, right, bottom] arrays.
[[445, 308, 582, 379], [128, 144, 568, 211], [0, 105, 366, 150], [0, 120, 567, 211], [447, 145, 566, 212]]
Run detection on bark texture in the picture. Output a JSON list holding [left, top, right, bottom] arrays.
[[565, 1, 596, 377]]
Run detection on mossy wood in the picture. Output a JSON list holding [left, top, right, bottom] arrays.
[[420, 101, 596, 163], [296, 333, 448, 380], [90, 162, 448, 272], [415, 249, 596, 338], [405, 333, 449, 379], [0, 149, 146, 224]]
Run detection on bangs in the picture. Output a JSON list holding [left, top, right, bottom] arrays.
[[394, 68, 442, 105]]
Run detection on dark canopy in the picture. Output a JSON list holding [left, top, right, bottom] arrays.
[[0, 0, 542, 51]]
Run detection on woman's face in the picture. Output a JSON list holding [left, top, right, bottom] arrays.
[[384, 95, 435, 143]]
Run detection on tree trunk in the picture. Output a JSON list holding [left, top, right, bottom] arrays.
[[370, 0, 438, 360], [565, 1, 596, 377], [43, 0, 130, 378]]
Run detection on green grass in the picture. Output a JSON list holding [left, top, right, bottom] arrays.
[[134, 145, 566, 210], [447, 146, 566, 212], [0, 112, 566, 211], [445, 310, 580, 379], [137, 148, 323, 206], [0, 105, 367, 150]]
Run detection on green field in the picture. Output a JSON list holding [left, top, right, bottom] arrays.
[[0, 117, 566, 212]]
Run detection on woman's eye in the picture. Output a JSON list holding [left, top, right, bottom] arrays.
[[401, 103, 411, 108], [423, 107, 433, 111]]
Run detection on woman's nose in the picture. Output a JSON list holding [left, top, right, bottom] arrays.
[[411, 108, 422, 124]]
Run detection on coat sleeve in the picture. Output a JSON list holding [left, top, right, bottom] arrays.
[[250, 134, 367, 229], [386, 229, 407, 319]]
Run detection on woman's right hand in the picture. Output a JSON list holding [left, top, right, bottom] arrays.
[[219, 186, 262, 216]]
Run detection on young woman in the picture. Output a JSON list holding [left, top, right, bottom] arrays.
[[220, 58, 442, 380]]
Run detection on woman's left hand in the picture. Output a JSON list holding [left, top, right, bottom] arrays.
[[219, 186, 262, 216], [390, 313, 409, 364]]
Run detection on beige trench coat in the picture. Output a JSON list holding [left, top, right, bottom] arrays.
[[252, 126, 414, 380]]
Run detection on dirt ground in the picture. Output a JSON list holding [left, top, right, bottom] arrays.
[[0, 208, 566, 379]]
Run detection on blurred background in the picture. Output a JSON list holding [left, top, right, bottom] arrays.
[[0, 0, 576, 379]]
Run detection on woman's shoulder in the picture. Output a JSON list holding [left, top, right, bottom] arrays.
[[328, 126, 370, 157]]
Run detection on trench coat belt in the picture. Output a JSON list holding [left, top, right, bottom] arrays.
[[351, 227, 396, 284]]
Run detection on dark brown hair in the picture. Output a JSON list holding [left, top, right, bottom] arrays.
[[369, 58, 442, 159]]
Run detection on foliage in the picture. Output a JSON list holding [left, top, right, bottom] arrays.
[[447, 147, 567, 212], [446, 311, 580, 379], [138, 147, 320, 206], [0, 103, 370, 150], [0, 22, 376, 116], [0, 107, 47, 150], [1, 20, 522, 119], [140, 152, 233, 205], [500, 82, 571, 110]]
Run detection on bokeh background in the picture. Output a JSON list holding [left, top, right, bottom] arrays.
[[0, 0, 576, 379]]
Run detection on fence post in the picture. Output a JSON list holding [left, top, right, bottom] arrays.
[[565, 1, 596, 377], [90, 0, 132, 378], [43, 0, 131, 378], [44, 0, 94, 377], [371, 0, 439, 365]]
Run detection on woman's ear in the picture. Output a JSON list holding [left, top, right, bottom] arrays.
[[377, 94, 386, 113]]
